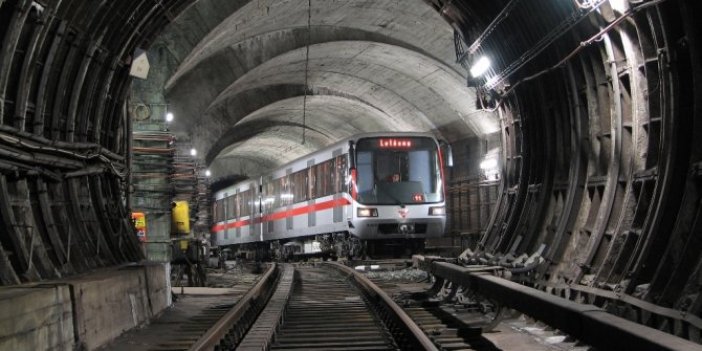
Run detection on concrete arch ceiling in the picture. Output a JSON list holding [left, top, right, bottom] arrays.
[[161, 0, 499, 176], [213, 95, 398, 164]]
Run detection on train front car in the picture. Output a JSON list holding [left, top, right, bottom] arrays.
[[349, 135, 446, 248]]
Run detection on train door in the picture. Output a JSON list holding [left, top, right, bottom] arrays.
[[286, 168, 293, 231], [332, 149, 344, 223], [235, 190, 241, 240], [248, 186, 255, 239], [257, 178, 263, 242], [222, 193, 231, 243]]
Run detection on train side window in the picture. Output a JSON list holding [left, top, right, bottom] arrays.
[[213, 200, 219, 222], [240, 190, 250, 217], [233, 194, 240, 219], [282, 176, 291, 206], [321, 159, 334, 197], [275, 177, 283, 208], [292, 170, 307, 203], [213, 200, 217, 222], [264, 181, 274, 212], [308, 167, 316, 199], [335, 154, 347, 193], [312, 163, 323, 199], [224, 195, 236, 219]]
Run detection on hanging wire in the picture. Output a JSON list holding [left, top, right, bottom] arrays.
[[302, 0, 311, 145], [484, 0, 608, 90]]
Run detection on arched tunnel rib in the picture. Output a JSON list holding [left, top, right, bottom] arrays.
[[1, 0, 702, 348]]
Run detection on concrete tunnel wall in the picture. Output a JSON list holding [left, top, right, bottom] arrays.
[[0, 0, 702, 348]]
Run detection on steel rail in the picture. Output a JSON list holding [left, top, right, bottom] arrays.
[[188, 263, 278, 351], [324, 261, 439, 351], [423, 259, 702, 351]]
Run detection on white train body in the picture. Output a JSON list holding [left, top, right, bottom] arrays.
[[211, 132, 447, 254]]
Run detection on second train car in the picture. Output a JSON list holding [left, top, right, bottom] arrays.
[[211, 132, 449, 258]]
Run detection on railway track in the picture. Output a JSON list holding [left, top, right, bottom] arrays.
[[186, 262, 437, 350], [144, 263, 278, 351], [256, 266, 397, 350]]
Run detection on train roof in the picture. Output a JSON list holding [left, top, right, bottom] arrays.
[[213, 131, 440, 196], [286, 131, 440, 165]]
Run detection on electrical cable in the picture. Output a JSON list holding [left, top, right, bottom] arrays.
[[500, 0, 666, 96], [302, 0, 311, 145], [485, 0, 608, 90]]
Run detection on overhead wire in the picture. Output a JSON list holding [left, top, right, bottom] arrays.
[[484, 0, 608, 90], [302, 0, 311, 145], [500, 0, 667, 97]]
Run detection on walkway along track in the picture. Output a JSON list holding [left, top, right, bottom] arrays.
[[187, 262, 437, 351]]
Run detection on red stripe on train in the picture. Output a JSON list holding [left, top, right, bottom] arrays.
[[212, 197, 351, 233]]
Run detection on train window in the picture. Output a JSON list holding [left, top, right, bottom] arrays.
[[318, 159, 334, 197], [213, 199, 221, 223], [212, 200, 217, 222], [315, 162, 323, 199], [240, 190, 251, 217], [308, 167, 316, 199], [281, 176, 291, 207], [235, 194, 239, 218], [291, 170, 307, 203], [355, 137, 443, 205], [274, 177, 282, 208], [218, 199, 225, 222], [335, 154, 348, 193], [356, 151, 374, 195], [227, 195, 237, 219], [264, 181, 275, 212]]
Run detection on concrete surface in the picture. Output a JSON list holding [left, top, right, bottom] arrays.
[[133, 0, 500, 179], [0, 284, 74, 350], [0, 263, 170, 351]]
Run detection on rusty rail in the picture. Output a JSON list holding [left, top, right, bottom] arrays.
[[422, 258, 702, 351], [188, 263, 279, 351], [324, 261, 439, 351]]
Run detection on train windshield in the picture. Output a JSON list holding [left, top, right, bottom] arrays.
[[355, 137, 443, 205]]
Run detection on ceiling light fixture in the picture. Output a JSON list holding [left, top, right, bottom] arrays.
[[470, 56, 491, 77], [190, 148, 197, 156], [165, 112, 174, 122]]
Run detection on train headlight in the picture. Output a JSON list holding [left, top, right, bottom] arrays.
[[357, 208, 378, 217], [429, 206, 445, 216]]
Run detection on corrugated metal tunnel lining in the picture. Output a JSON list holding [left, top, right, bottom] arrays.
[[0, 0, 701, 347]]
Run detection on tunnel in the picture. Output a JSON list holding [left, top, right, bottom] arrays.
[[0, 0, 701, 349]]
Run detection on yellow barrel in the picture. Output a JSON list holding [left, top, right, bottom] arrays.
[[171, 201, 190, 235]]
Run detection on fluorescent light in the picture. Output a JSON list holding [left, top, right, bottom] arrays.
[[205, 169, 211, 177], [470, 56, 491, 78], [190, 148, 197, 156], [165, 112, 174, 122], [609, 0, 628, 13], [480, 157, 498, 170]]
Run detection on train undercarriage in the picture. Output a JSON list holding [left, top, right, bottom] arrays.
[[218, 232, 426, 262]]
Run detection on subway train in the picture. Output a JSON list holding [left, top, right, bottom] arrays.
[[211, 132, 449, 258]]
